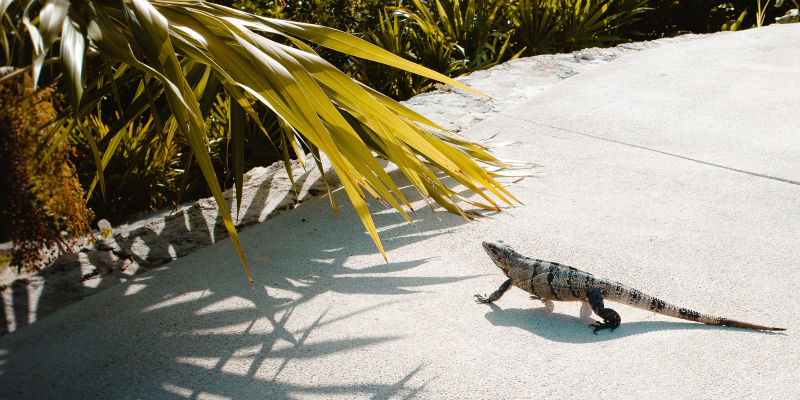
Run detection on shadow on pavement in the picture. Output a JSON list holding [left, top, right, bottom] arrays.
[[480, 303, 781, 343], [0, 160, 339, 336], [0, 167, 498, 399]]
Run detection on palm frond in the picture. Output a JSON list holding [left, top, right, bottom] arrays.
[[8, 0, 525, 282]]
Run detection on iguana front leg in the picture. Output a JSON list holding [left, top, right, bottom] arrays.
[[474, 279, 513, 303], [587, 288, 621, 334]]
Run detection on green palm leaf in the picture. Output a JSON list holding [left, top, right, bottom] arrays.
[[12, 0, 525, 282]]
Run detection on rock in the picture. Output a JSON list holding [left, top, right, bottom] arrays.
[[776, 9, 799, 24]]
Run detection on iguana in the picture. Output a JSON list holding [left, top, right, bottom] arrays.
[[474, 241, 785, 333]]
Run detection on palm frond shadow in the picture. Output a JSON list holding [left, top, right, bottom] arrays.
[[99, 211, 466, 397], [4, 157, 503, 336], [1, 163, 498, 398]]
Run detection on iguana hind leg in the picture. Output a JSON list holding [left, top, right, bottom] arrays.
[[587, 288, 621, 334], [529, 295, 555, 313], [474, 278, 512, 303], [579, 301, 593, 321]]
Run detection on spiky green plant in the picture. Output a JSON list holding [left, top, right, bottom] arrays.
[[403, 0, 520, 71], [505, 0, 560, 55], [506, 0, 648, 56]]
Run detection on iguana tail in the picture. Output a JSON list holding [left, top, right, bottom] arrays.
[[602, 282, 785, 332]]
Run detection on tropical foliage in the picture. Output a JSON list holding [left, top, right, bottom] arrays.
[[632, 0, 793, 36], [0, 76, 95, 271], [0, 0, 523, 280]]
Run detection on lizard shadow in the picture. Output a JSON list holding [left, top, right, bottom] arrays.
[[481, 304, 780, 343]]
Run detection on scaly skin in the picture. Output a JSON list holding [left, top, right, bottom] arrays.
[[474, 241, 785, 333]]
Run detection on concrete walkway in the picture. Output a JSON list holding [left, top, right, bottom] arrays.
[[1, 24, 798, 399]]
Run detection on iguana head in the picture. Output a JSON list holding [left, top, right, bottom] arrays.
[[482, 240, 518, 276]]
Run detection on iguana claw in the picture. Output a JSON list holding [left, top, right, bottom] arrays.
[[589, 322, 618, 335]]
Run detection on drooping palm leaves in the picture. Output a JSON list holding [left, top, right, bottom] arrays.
[[1, 0, 523, 283]]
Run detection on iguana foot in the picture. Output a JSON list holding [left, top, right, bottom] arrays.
[[589, 319, 620, 334], [587, 288, 621, 335], [474, 294, 492, 303], [475, 279, 513, 304]]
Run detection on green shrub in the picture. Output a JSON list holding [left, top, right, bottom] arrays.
[[506, 0, 648, 57], [629, 0, 793, 38], [0, 76, 94, 272]]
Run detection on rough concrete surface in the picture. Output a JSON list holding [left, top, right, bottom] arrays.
[[1, 24, 799, 399]]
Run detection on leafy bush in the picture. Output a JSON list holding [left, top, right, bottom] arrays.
[[506, 0, 648, 57], [73, 86, 286, 223], [630, 0, 793, 37], [0, 76, 94, 272]]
